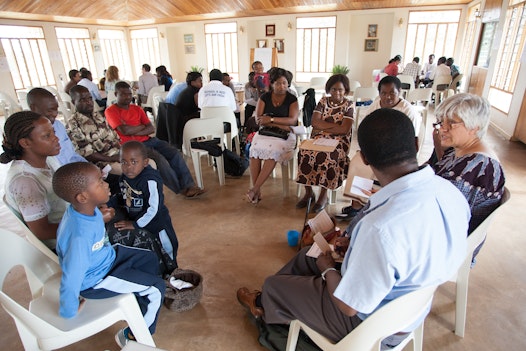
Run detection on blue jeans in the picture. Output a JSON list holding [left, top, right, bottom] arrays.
[[144, 137, 195, 194]]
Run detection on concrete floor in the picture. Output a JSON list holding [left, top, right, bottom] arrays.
[[0, 109, 525, 350]]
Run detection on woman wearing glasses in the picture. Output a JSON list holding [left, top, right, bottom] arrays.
[[432, 93, 505, 241]]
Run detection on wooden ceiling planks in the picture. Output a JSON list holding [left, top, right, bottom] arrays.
[[0, 0, 470, 26]]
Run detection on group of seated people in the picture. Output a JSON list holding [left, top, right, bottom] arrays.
[[0, 57, 505, 349], [383, 53, 460, 88]]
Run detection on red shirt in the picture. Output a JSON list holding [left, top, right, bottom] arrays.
[[105, 104, 151, 144], [384, 62, 399, 76]]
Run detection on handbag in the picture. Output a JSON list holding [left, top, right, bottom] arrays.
[[259, 126, 290, 140]]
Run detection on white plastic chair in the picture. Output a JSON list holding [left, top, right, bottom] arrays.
[[2, 194, 59, 263], [448, 73, 464, 95], [309, 77, 327, 90], [406, 88, 433, 154], [448, 187, 510, 337], [182, 117, 226, 189], [348, 80, 361, 100], [353, 87, 379, 130], [16, 90, 30, 110], [0, 91, 22, 116], [144, 85, 164, 110], [200, 106, 241, 155], [397, 74, 415, 99], [106, 89, 117, 108], [0, 228, 156, 350], [431, 75, 452, 105], [152, 91, 168, 124], [286, 285, 438, 351]]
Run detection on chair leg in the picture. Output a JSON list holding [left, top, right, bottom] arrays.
[[281, 162, 290, 197], [191, 151, 204, 189], [455, 261, 471, 337], [328, 189, 337, 205], [285, 320, 301, 351], [119, 294, 156, 347], [216, 155, 226, 186]]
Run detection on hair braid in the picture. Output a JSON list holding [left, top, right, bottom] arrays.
[[0, 111, 42, 164]]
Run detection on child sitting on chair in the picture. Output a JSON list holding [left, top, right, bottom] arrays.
[[52, 162, 165, 347], [107, 140, 179, 268]]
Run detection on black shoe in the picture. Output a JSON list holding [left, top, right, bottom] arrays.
[[296, 193, 315, 209], [312, 201, 327, 213]]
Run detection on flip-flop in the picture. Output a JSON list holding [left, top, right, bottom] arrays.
[[184, 187, 206, 199]]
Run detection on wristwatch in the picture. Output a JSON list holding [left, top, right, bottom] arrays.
[[321, 267, 338, 281]]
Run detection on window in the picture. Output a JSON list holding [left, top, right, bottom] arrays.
[[296, 16, 336, 83], [458, 7, 479, 74], [55, 27, 97, 77], [490, 0, 526, 102], [98, 29, 132, 81], [0, 25, 55, 91], [130, 28, 161, 78], [205, 22, 239, 81], [404, 10, 460, 67]]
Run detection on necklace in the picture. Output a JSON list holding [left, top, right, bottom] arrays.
[[329, 97, 344, 107], [271, 93, 285, 107]]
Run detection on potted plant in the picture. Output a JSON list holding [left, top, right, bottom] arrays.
[[332, 65, 350, 75], [188, 66, 204, 74]]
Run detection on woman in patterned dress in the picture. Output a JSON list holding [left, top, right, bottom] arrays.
[[296, 74, 354, 213], [432, 93, 505, 259]]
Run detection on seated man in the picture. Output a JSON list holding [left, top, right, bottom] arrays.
[[105, 81, 205, 198], [237, 108, 470, 349], [28, 87, 87, 167], [77, 69, 106, 108], [64, 69, 81, 95]]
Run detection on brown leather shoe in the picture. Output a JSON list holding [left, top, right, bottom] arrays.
[[236, 287, 264, 318]]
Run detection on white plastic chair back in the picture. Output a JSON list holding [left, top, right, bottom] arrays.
[[448, 73, 464, 94], [286, 285, 438, 351], [407, 88, 433, 155], [448, 187, 510, 337], [201, 106, 241, 155], [0, 228, 156, 350], [16, 90, 30, 110], [0, 91, 22, 116], [182, 117, 225, 189], [397, 74, 415, 98], [353, 87, 379, 129], [431, 75, 452, 105], [152, 91, 168, 123], [309, 77, 327, 90], [106, 90, 117, 108], [145, 85, 164, 109], [348, 80, 361, 95]]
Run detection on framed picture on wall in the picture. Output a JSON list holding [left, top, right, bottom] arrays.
[[266, 24, 275, 37], [183, 34, 194, 43], [368, 24, 378, 38], [364, 39, 378, 52], [274, 39, 285, 53], [256, 39, 268, 48], [184, 45, 196, 54]]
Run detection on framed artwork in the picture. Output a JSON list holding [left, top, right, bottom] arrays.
[[256, 39, 268, 48], [364, 39, 378, 52], [266, 24, 275, 37], [274, 39, 285, 53], [183, 34, 194, 43], [184, 45, 196, 54], [368, 24, 378, 38]]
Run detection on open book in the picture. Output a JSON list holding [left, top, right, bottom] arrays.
[[307, 210, 335, 235], [299, 139, 338, 152], [306, 233, 343, 262]]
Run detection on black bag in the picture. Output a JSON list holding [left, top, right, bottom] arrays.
[[302, 88, 317, 127], [106, 222, 177, 276], [259, 126, 290, 140], [223, 149, 249, 176], [190, 138, 222, 157]]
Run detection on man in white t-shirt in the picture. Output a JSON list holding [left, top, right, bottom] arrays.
[[198, 69, 237, 111], [137, 63, 159, 105]]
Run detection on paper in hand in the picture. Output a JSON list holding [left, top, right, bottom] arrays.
[[350, 176, 374, 198]]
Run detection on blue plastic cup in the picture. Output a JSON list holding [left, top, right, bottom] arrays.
[[287, 230, 300, 247]]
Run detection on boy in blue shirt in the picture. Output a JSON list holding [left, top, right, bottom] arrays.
[[52, 162, 165, 347], [108, 141, 179, 269]]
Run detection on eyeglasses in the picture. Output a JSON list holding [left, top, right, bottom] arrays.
[[433, 120, 464, 130]]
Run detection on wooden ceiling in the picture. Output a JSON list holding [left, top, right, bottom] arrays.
[[0, 0, 470, 26]]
